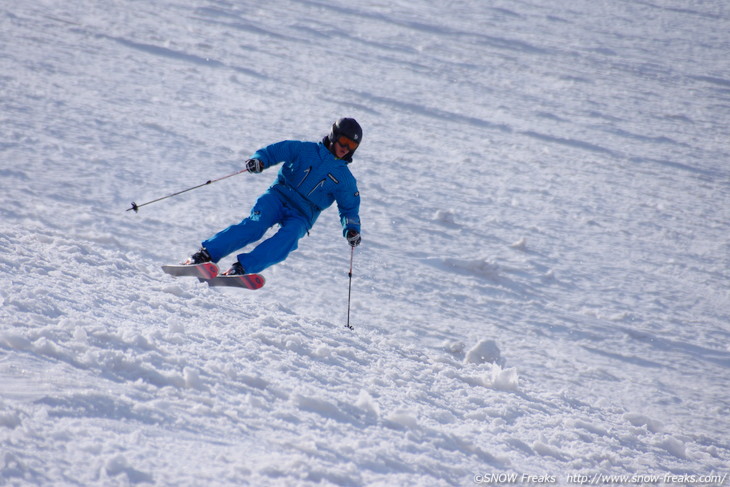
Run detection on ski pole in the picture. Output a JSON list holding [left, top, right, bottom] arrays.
[[126, 168, 248, 213], [345, 245, 355, 330]]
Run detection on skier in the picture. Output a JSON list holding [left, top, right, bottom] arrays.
[[183, 117, 363, 276]]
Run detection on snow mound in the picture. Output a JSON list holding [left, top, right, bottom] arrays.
[[465, 339, 503, 365], [481, 365, 520, 392], [433, 209, 457, 225], [510, 237, 527, 250]]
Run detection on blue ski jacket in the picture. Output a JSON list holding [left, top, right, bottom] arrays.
[[251, 140, 361, 235]]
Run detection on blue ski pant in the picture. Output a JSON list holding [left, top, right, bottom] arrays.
[[202, 190, 309, 274]]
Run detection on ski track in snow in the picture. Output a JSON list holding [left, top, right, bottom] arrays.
[[1, 0, 729, 485]]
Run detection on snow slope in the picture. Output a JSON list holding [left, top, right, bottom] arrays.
[[1, 0, 729, 485]]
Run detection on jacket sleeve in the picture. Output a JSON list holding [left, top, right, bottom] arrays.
[[251, 140, 302, 169], [336, 174, 361, 236]]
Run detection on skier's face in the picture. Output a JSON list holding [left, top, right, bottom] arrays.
[[333, 139, 350, 158], [333, 135, 358, 159]]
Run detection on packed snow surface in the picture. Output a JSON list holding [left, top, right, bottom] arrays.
[[1, 0, 729, 485]]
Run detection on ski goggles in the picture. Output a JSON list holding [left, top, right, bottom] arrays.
[[335, 135, 359, 151]]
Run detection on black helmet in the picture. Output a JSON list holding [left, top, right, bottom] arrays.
[[330, 117, 362, 144], [327, 118, 362, 162]]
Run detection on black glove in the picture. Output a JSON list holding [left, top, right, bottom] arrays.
[[346, 229, 361, 247], [245, 158, 263, 173]]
